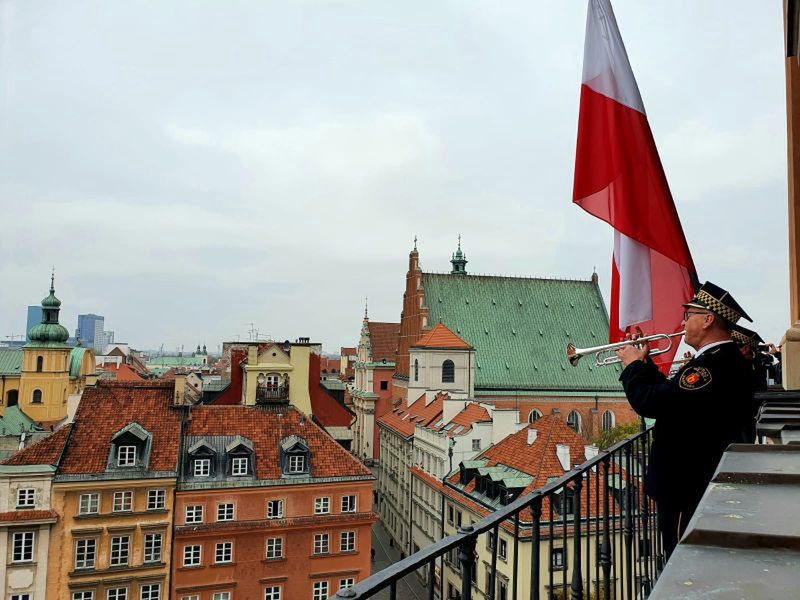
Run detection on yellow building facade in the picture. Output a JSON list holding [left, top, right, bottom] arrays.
[[241, 341, 314, 415]]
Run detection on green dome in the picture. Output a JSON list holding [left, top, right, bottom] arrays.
[[41, 289, 61, 308], [28, 322, 70, 344]]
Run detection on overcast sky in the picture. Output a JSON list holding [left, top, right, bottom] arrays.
[[0, 1, 789, 354]]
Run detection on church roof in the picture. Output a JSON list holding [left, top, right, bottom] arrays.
[[412, 323, 472, 350], [420, 273, 623, 391], [0, 349, 22, 376]]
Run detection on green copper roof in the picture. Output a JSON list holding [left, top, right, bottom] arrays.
[[69, 347, 88, 378], [0, 350, 23, 376], [0, 406, 44, 436], [147, 355, 206, 368], [321, 380, 346, 391], [421, 273, 623, 392], [27, 275, 69, 346]]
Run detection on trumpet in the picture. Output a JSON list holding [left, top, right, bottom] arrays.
[[566, 331, 685, 368]]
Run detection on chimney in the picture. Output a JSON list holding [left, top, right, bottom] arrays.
[[556, 444, 570, 471], [584, 445, 599, 461], [526, 429, 538, 445], [173, 374, 187, 406]]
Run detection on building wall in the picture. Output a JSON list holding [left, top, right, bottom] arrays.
[[47, 478, 175, 600], [0, 466, 56, 600], [242, 344, 313, 415], [377, 426, 412, 553], [396, 249, 428, 379], [17, 348, 71, 423], [172, 481, 375, 600], [408, 348, 474, 398]]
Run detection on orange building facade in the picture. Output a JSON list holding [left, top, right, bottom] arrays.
[[172, 405, 377, 600]]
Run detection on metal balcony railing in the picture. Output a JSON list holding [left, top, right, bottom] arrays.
[[255, 385, 289, 404], [334, 427, 660, 600]]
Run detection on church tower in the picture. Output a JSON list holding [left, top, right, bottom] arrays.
[[450, 235, 468, 275], [19, 274, 72, 424]]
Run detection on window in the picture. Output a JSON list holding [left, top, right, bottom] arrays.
[[112, 491, 133, 512], [567, 410, 581, 433], [231, 456, 248, 475], [471, 439, 481, 451], [312, 582, 328, 600], [341, 495, 357, 513], [314, 497, 330, 514], [16, 488, 35, 508], [267, 499, 284, 519], [602, 410, 615, 432], [144, 533, 162, 563], [447, 505, 454, 525], [185, 505, 203, 524], [107, 591, 127, 600], [414, 359, 419, 381], [73, 593, 94, 600], [441, 360, 455, 383], [499, 538, 508, 561], [183, 545, 201, 567], [193, 458, 211, 477], [147, 489, 166, 510], [212, 594, 230, 600], [36, 356, 43, 372], [31, 389, 42, 404], [340, 531, 355, 552], [313, 533, 329, 555], [217, 503, 234, 521], [379, 380, 388, 390], [110, 536, 130, 566], [339, 579, 355, 591], [79, 493, 99, 515], [140, 584, 160, 600], [266, 537, 283, 559], [117, 445, 137, 467], [181, 597, 199, 600], [528, 409, 542, 423], [12, 531, 34, 562], [10, 594, 31, 600], [264, 587, 281, 600], [551, 547, 566, 570], [215, 542, 233, 563], [288, 455, 305, 473], [497, 579, 508, 600], [75, 538, 96, 569]]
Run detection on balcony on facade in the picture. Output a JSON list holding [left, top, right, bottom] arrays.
[[255, 384, 289, 405]]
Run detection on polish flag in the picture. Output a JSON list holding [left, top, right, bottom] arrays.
[[573, 0, 697, 369]]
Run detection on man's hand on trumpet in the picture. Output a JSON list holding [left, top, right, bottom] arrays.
[[614, 327, 650, 367]]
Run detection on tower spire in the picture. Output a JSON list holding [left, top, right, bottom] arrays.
[[364, 297, 369, 320], [450, 235, 468, 275]]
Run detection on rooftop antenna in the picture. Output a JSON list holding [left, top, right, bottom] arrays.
[[413, 235, 417, 251]]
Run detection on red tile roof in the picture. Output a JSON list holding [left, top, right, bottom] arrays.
[[99, 363, 144, 381], [340, 347, 357, 357], [311, 385, 354, 428], [377, 393, 444, 438], [186, 406, 371, 480], [429, 402, 491, 437], [367, 322, 400, 362], [412, 323, 472, 350], [2, 425, 71, 466], [58, 381, 183, 475], [0, 509, 58, 522]]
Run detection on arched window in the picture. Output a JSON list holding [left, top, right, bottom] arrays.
[[567, 410, 581, 433], [528, 409, 542, 423], [441, 360, 455, 383], [36, 356, 43, 372], [31, 389, 42, 404], [414, 359, 419, 382], [602, 410, 615, 432]]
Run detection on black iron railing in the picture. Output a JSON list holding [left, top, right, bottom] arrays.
[[334, 427, 660, 600], [256, 385, 289, 403]]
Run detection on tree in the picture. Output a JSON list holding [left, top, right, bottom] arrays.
[[593, 421, 641, 450]]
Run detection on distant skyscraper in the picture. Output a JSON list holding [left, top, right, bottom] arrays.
[[75, 314, 107, 352], [25, 306, 43, 341]]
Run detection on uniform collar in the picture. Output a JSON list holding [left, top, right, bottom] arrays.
[[695, 339, 734, 357]]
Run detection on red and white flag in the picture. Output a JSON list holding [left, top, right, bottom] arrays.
[[573, 0, 697, 369]]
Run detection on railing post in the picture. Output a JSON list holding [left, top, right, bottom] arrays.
[[530, 496, 542, 600], [624, 443, 634, 599], [600, 457, 612, 600], [641, 496, 652, 595], [570, 476, 583, 600], [458, 525, 477, 600]]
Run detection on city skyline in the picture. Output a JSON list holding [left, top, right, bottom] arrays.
[[0, 1, 790, 352]]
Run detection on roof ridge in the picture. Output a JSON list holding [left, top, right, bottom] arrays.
[[422, 272, 595, 283]]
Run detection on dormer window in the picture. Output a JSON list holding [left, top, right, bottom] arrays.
[[280, 435, 310, 476], [226, 437, 254, 477], [118, 446, 137, 467], [187, 439, 217, 478], [108, 423, 152, 472]]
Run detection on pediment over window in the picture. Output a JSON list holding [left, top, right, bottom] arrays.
[[107, 422, 152, 471], [279, 435, 308, 454], [187, 439, 216, 457], [279, 435, 310, 476], [226, 436, 254, 455]]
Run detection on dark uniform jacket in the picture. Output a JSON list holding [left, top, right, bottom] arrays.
[[619, 342, 754, 512]]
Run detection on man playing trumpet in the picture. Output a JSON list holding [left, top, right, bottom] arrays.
[[614, 282, 755, 560]]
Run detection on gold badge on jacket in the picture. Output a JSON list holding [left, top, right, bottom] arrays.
[[679, 366, 712, 390]]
